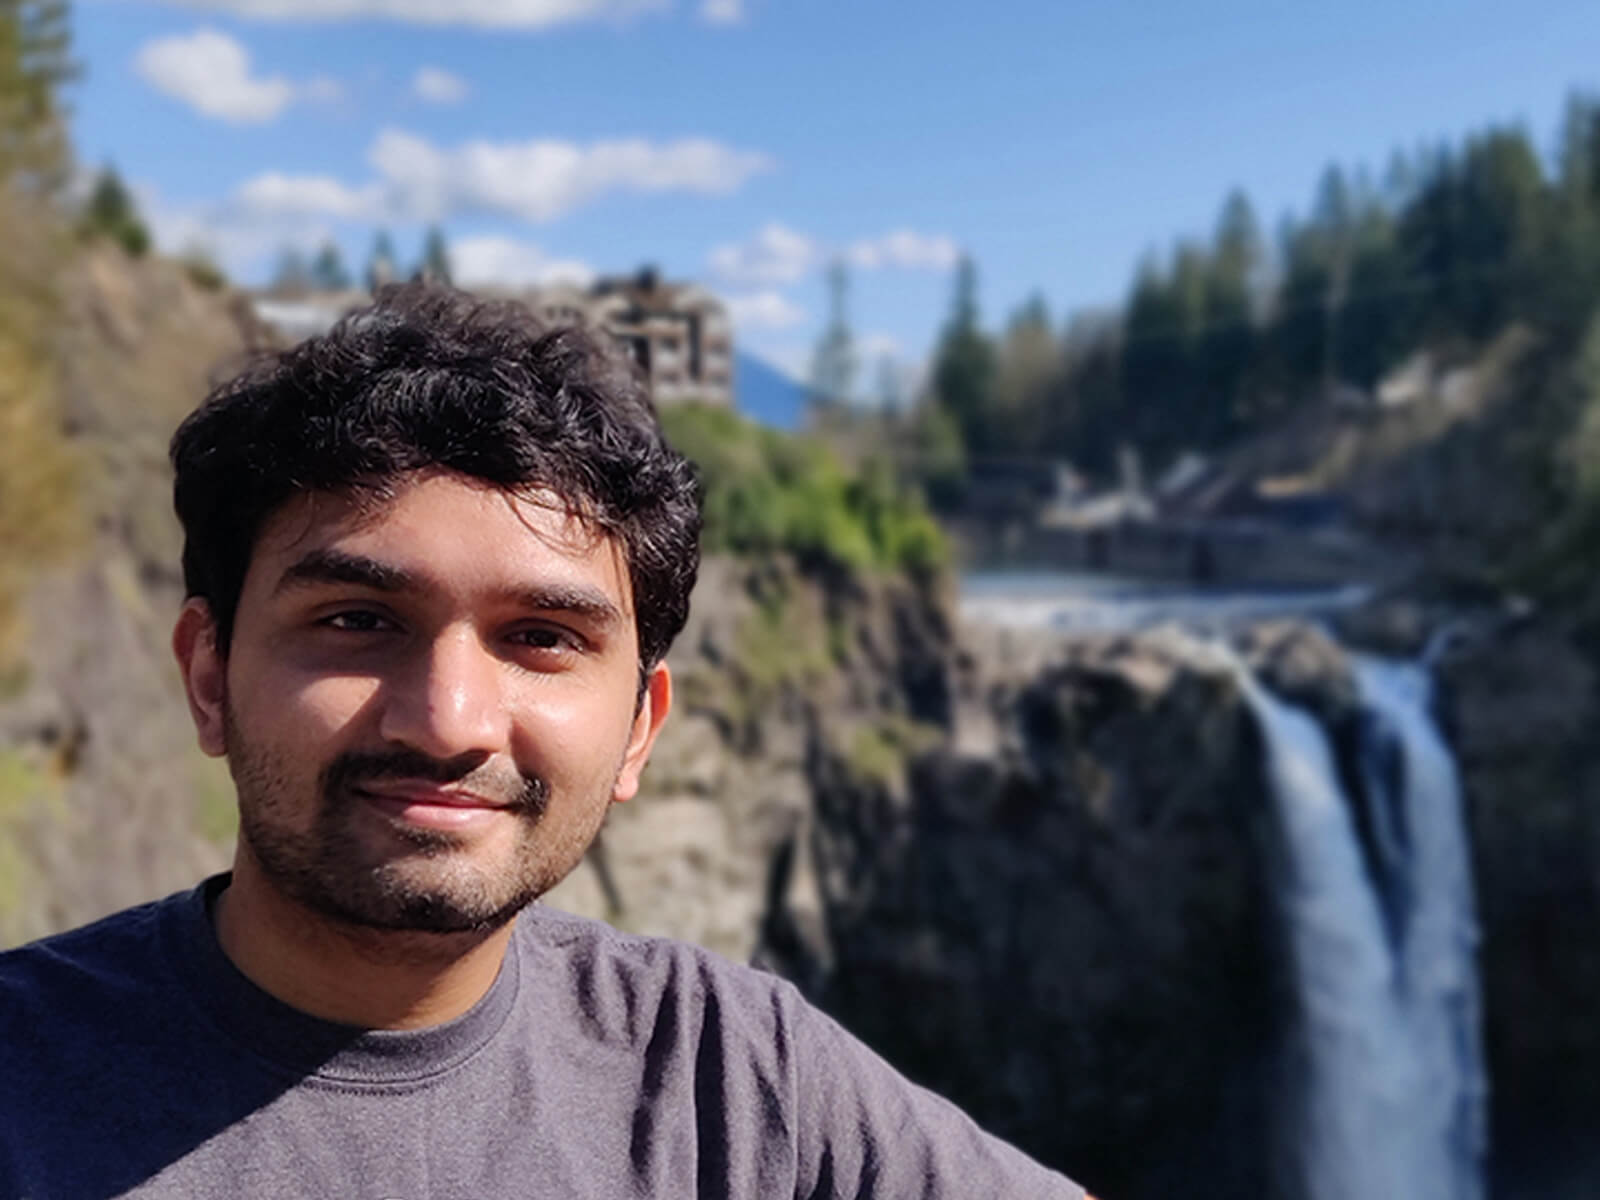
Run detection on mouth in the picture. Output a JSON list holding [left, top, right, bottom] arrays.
[[353, 781, 514, 832]]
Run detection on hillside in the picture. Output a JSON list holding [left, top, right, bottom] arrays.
[[0, 245, 269, 943]]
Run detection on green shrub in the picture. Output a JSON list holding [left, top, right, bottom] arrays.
[[660, 404, 948, 575], [78, 166, 150, 258], [179, 248, 227, 292], [843, 715, 943, 791]]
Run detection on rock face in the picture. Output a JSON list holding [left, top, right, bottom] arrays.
[[792, 633, 1292, 1200], [1437, 621, 1600, 1199], [545, 553, 956, 965]]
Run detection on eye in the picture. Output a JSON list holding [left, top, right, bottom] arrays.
[[508, 624, 583, 655], [321, 609, 396, 634]]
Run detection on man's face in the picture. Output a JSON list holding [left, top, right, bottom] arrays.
[[178, 471, 668, 934]]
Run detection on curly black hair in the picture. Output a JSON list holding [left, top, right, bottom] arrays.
[[170, 282, 702, 672]]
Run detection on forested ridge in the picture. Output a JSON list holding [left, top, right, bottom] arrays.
[[910, 99, 1600, 515]]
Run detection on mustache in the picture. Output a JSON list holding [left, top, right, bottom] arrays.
[[321, 749, 549, 817]]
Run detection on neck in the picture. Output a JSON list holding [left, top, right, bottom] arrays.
[[213, 857, 515, 1030]]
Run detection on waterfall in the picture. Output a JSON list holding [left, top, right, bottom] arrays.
[[1355, 658, 1488, 1198], [1237, 656, 1487, 1200]]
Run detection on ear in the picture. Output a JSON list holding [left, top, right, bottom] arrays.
[[611, 662, 672, 805], [173, 598, 228, 758]]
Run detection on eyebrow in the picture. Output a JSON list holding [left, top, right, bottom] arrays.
[[501, 583, 625, 631], [276, 549, 413, 595], [274, 548, 626, 630]]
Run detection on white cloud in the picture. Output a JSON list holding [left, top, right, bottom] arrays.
[[723, 290, 806, 331], [711, 223, 960, 288], [846, 229, 961, 272], [363, 128, 772, 223], [232, 172, 383, 220], [708, 221, 816, 286], [300, 75, 344, 103], [699, 0, 743, 24], [134, 29, 297, 124], [196, 130, 771, 238], [138, 182, 338, 277], [216, 130, 771, 228], [166, 0, 668, 30], [451, 235, 596, 288], [412, 66, 467, 104], [858, 332, 902, 361]]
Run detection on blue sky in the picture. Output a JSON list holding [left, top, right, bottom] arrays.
[[71, 0, 1600, 386]]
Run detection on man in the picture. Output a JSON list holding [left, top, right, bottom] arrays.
[[0, 285, 1085, 1198]]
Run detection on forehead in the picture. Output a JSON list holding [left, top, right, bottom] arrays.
[[246, 473, 633, 614]]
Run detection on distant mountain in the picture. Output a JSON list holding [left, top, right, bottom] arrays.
[[734, 351, 808, 430]]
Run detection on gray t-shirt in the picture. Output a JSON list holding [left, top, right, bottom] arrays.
[[0, 876, 1083, 1198]]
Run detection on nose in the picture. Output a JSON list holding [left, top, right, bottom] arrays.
[[378, 626, 510, 762]]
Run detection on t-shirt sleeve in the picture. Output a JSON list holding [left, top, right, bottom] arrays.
[[783, 986, 1086, 1199]]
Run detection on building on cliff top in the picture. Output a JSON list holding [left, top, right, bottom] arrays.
[[249, 266, 734, 410], [513, 267, 733, 409]]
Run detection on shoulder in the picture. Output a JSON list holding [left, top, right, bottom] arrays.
[[513, 904, 807, 1051], [516, 903, 804, 1011], [0, 893, 171, 992], [0, 894, 189, 1134], [0, 889, 190, 1049]]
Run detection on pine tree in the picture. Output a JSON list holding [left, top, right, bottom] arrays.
[[0, 0, 76, 196], [417, 224, 451, 284], [79, 164, 148, 257], [1454, 126, 1545, 338], [365, 229, 397, 293], [310, 240, 351, 291], [1337, 185, 1412, 386], [929, 255, 996, 454], [1543, 93, 1600, 336], [992, 293, 1057, 453], [0, 0, 80, 660], [808, 258, 857, 411], [1121, 254, 1191, 457], [873, 353, 906, 413], [1267, 166, 1360, 402], [271, 245, 311, 295], [1050, 314, 1122, 477], [1197, 192, 1262, 439]]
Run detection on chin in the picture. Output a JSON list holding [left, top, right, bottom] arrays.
[[301, 869, 538, 935]]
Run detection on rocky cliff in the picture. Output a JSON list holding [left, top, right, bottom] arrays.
[[1437, 620, 1600, 1199]]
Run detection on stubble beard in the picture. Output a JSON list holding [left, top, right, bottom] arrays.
[[222, 703, 612, 935]]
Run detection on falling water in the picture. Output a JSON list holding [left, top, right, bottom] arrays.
[[1238, 657, 1487, 1200]]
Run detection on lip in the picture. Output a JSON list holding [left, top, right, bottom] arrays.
[[354, 782, 512, 831], [357, 781, 506, 808]]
